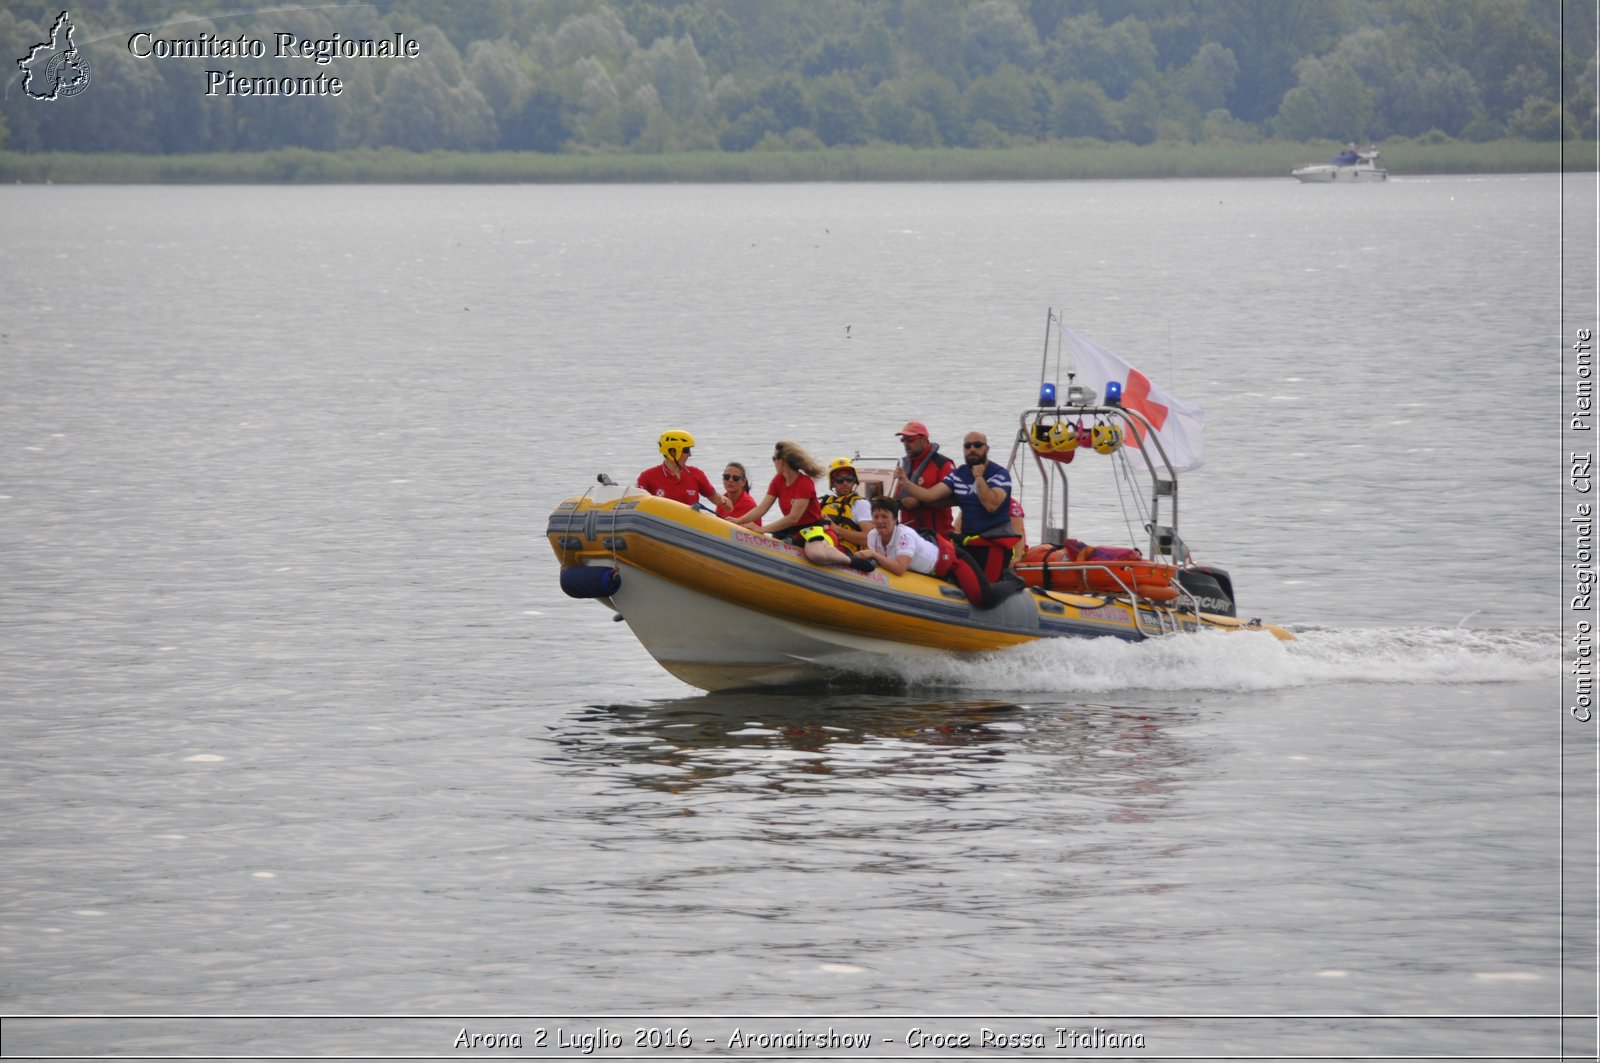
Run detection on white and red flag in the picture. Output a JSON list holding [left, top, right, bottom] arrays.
[[1060, 325, 1206, 472]]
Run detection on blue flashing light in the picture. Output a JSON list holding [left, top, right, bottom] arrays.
[[1039, 381, 1057, 406], [1104, 380, 1123, 405]]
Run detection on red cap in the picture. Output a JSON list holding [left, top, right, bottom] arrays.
[[896, 420, 930, 438]]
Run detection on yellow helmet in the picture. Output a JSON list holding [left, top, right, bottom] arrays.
[[658, 429, 695, 462], [1091, 423, 1122, 455], [1048, 421, 1079, 452], [1029, 421, 1054, 454], [827, 457, 858, 481]]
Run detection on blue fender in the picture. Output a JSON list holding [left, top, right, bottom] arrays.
[[560, 566, 621, 599]]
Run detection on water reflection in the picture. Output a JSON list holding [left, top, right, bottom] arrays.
[[532, 693, 1203, 942], [542, 690, 1199, 823]]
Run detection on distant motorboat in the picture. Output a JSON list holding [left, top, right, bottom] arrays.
[[1292, 144, 1388, 183]]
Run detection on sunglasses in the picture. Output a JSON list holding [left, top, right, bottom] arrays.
[[963, 442, 988, 450], [831, 475, 856, 483], [722, 474, 743, 481]]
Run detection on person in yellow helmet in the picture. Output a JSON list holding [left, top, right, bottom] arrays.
[[636, 429, 730, 511], [818, 458, 872, 551]]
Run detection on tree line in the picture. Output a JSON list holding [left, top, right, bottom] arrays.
[[1, 0, 1591, 156]]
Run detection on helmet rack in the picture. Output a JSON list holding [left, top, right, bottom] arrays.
[[1008, 403, 1183, 563]]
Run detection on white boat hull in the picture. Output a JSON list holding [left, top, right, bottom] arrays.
[[592, 561, 949, 689], [548, 491, 1293, 692], [1291, 163, 1387, 183]]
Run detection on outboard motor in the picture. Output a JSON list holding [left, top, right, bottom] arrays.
[[1176, 565, 1236, 617]]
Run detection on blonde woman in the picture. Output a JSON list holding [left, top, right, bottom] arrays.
[[734, 441, 875, 572]]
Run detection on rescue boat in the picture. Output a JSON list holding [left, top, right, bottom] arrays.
[[546, 324, 1293, 692]]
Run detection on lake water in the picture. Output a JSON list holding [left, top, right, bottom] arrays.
[[0, 174, 1592, 1059]]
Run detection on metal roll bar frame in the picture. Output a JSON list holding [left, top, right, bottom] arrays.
[[1006, 403, 1207, 634]]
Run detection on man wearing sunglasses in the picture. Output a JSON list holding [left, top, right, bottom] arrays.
[[890, 420, 955, 540], [897, 432, 1021, 595], [819, 458, 872, 552], [636, 428, 731, 512]]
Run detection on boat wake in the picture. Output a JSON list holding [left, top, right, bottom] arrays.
[[873, 626, 1558, 694]]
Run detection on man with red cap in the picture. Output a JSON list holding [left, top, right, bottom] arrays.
[[891, 419, 954, 539]]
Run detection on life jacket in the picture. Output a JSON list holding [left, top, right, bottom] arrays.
[[819, 491, 864, 530], [818, 491, 864, 552], [897, 447, 954, 534], [900, 447, 947, 490]]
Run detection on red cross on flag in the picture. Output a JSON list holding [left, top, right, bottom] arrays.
[[1061, 325, 1206, 472]]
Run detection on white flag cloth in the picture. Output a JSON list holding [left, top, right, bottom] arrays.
[[1060, 325, 1206, 472]]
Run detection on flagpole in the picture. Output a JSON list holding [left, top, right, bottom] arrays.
[[1039, 308, 1053, 399], [1056, 312, 1067, 389]]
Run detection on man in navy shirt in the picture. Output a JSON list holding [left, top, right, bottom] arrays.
[[900, 432, 1012, 535], [897, 432, 1020, 588], [942, 433, 1013, 537]]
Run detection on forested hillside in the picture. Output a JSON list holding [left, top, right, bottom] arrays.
[[1, 0, 1592, 155]]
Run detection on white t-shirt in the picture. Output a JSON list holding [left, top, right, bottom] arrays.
[[867, 523, 940, 574]]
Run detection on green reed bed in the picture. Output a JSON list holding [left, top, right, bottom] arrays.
[[0, 139, 1578, 185]]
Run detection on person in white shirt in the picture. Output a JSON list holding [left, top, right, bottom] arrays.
[[859, 497, 940, 576]]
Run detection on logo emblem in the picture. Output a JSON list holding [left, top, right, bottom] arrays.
[[18, 11, 91, 100]]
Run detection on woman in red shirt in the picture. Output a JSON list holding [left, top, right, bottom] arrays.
[[734, 441, 874, 572], [716, 462, 760, 525]]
